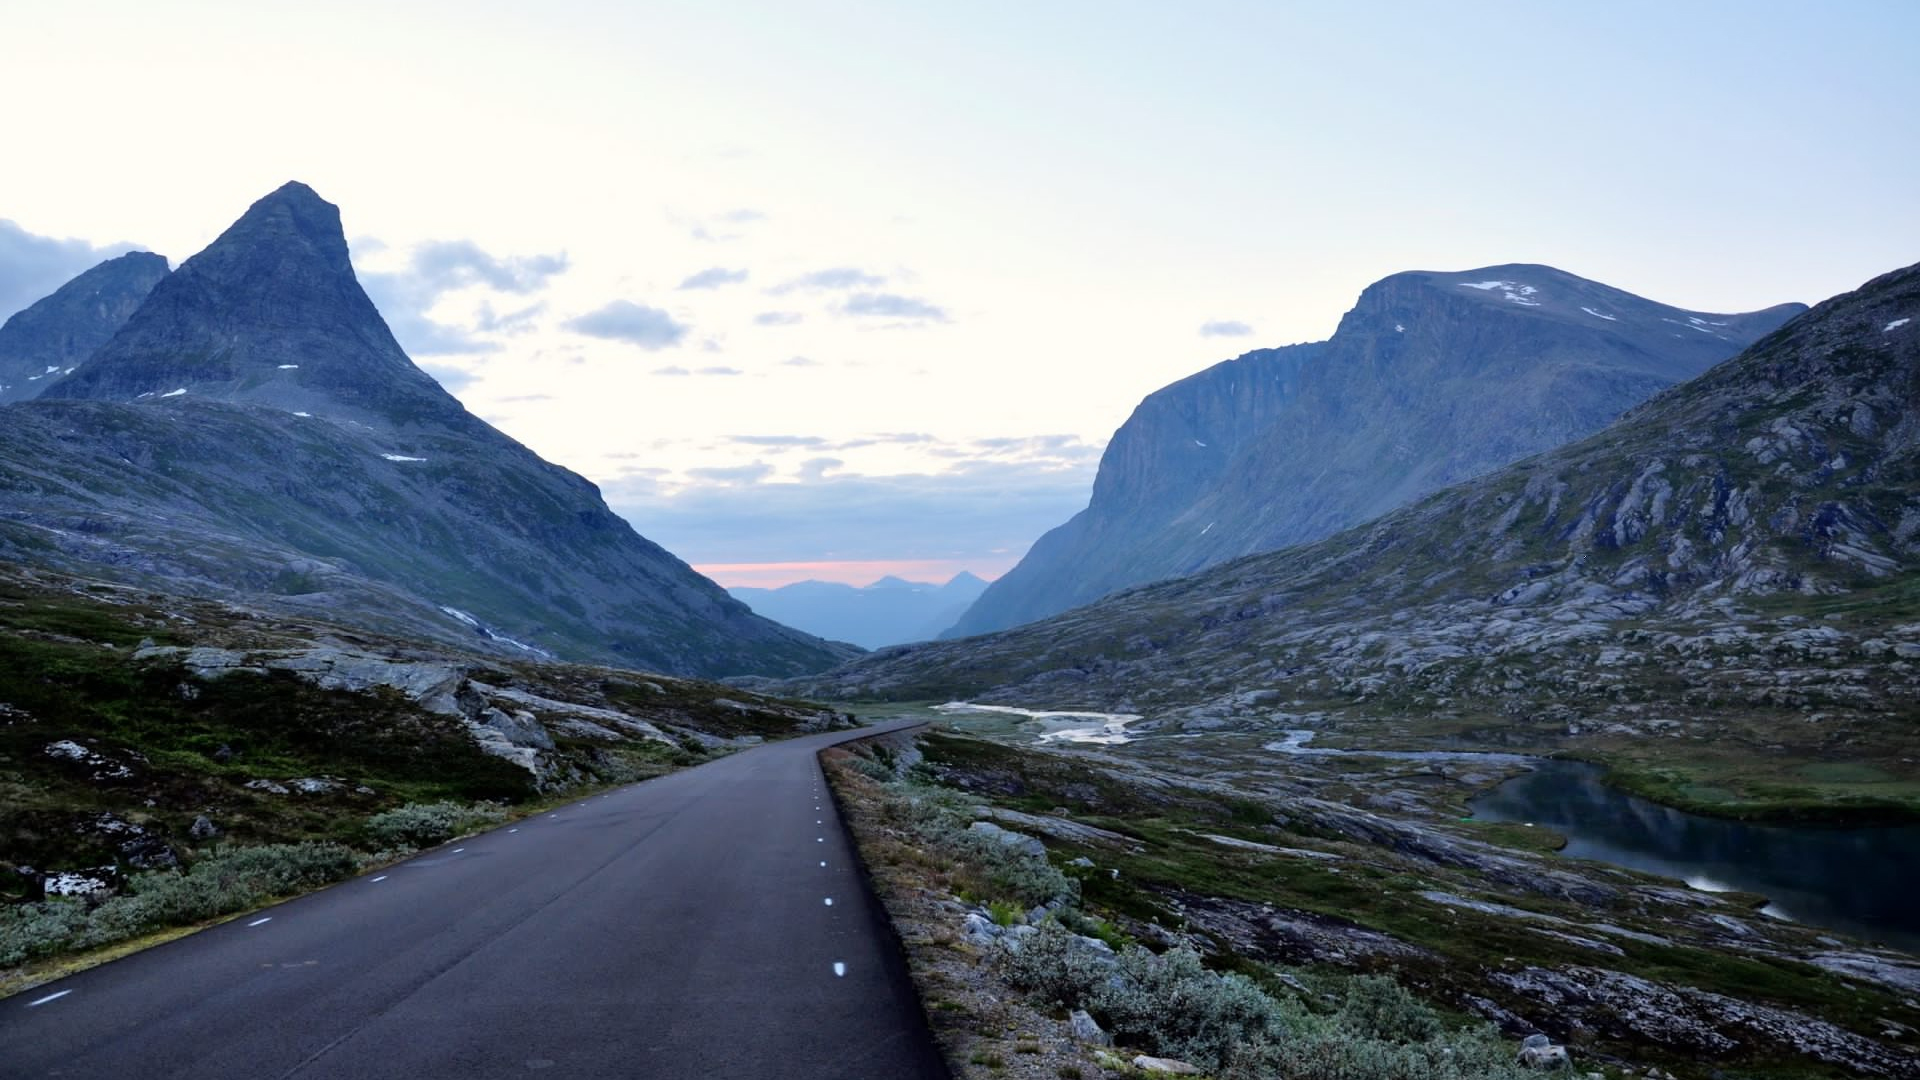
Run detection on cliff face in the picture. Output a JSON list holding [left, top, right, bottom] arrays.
[[947, 265, 1805, 637], [0, 251, 169, 403], [0, 183, 856, 679]]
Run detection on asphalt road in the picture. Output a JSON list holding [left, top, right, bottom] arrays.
[[0, 721, 950, 1079]]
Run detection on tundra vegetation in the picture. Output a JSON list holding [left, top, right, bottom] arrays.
[[826, 724, 1920, 1079], [0, 563, 851, 989]]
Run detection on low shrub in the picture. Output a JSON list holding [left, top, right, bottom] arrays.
[[1335, 974, 1446, 1043], [1092, 944, 1289, 1069], [0, 841, 359, 966], [1223, 1023, 1534, 1080], [995, 925, 1524, 1077], [0, 900, 88, 967], [992, 921, 1113, 1006], [363, 801, 507, 849]]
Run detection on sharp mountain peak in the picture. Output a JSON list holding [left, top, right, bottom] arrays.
[[43, 181, 466, 433]]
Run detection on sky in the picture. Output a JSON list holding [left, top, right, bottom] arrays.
[[2, 1, 1916, 587]]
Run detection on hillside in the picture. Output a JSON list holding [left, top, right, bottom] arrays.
[[950, 265, 1805, 637]]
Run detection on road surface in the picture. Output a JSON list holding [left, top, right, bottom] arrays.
[[0, 721, 949, 1079]]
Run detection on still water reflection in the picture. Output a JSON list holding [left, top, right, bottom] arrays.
[[1471, 761, 1920, 953]]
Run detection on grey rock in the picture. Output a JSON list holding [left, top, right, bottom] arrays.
[[1069, 1009, 1110, 1046], [961, 912, 1002, 946], [1518, 1042, 1571, 1070], [244, 779, 290, 795], [188, 815, 220, 841], [966, 820, 1046, 859], [1131, 1055, 1202, 1075]]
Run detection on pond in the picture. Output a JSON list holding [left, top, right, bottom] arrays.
[[1471, 760, 1920, 953]]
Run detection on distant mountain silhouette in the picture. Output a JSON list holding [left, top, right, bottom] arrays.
[[731, 571, 988, 648]]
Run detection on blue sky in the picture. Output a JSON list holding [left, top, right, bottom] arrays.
[[2, 1, 1915, 585]]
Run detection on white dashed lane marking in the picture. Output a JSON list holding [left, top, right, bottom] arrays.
[[248, 917, 272, 927], [824, 898, 833, 906], [509, 828, 519, 833], [833, 962, 846, 977], [371, 876, 388, 882], [451, 848, 465, 854], [27, 990, 72, 1007]]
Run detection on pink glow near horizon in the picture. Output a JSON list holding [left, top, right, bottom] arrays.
[[696, 557, 1013, 590]]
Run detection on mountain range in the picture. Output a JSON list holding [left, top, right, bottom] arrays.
[[729, 572, 988, 649], [946, 265, 1807, 637], [791, 259, 1920, 806], [0, 183, 854, 679]]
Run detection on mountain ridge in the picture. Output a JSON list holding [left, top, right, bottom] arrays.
[[946, 264, 1806, 638], [0, 251, 169, 404]]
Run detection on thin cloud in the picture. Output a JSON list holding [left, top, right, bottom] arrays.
[[841, 292, 948, 322], [564, 300, 690, 349], [359, 238, 568, 355], [678, 266, 749, 290], [687, 462, 776, 485], [754, 311, 804, 326], [603, 460, 1097, 565], [770, 267, 887, 294], [731, 435, 829, 447], [698, 365, 744, 376], [652, 365, 691, 376], [782, 355, 821, 367], [1199, 319, 1254, 337]]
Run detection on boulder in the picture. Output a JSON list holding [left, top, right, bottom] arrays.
[[189, 814, 220, 841], [966, 820, 1046, 859], [1131, 1055, 1202, 1075], [962, 912, 1003, 946], [1069, 1009, 1110, 1046], [1518, 1041, 1571, 1070]]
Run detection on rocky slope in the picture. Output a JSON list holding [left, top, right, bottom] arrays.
[[793, 261, 1920, 817], [949, 265, 1805, 637], [0, 252, 169, 404], [731, 571, 989, 648], [0, 559, 850, 953], [0, 183, 854, 678]]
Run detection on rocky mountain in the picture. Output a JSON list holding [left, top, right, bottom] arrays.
[[792, 260, 1920, 817], [948, 265, 1806, 637], [0, 182, 855, 679], [0, 251, 169, 404], [730, 571, 989, 649]]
